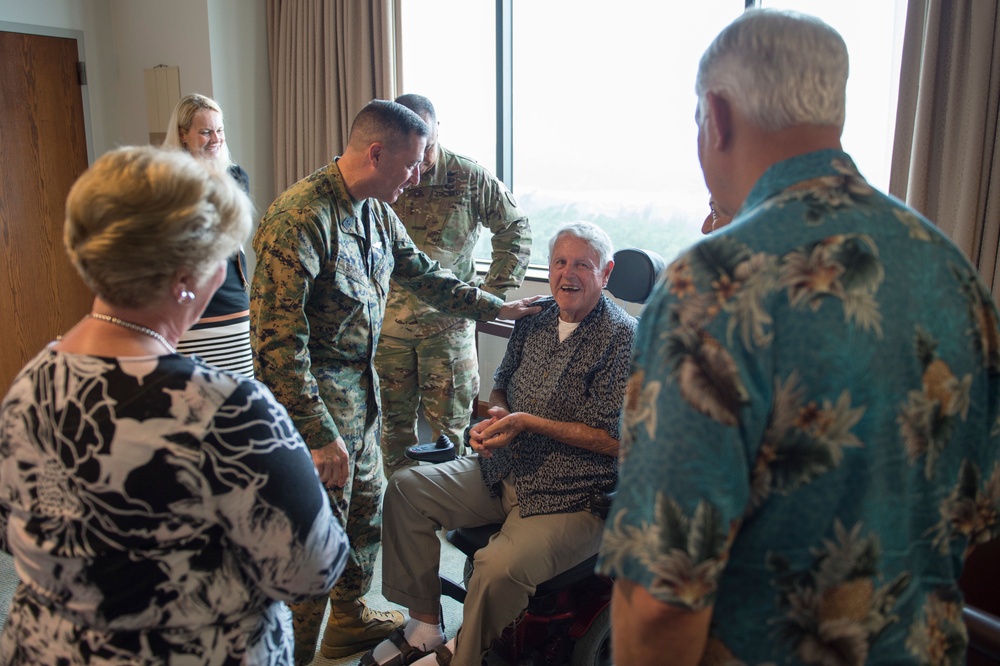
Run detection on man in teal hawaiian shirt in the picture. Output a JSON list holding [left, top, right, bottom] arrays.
[[251, 100, 540, 665], [598, 9, 1000, 665]]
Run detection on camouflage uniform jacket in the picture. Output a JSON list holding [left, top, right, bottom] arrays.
[[250, 159, 504, 452], [382, 145, 531, 338]]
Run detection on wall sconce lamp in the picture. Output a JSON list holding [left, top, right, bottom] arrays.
[[144, 65, 180, 145]]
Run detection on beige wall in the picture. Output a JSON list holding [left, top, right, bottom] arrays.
[[0, 0, 274, 235]]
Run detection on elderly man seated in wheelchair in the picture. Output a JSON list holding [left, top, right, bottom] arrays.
[[362, 221, 637, 666]]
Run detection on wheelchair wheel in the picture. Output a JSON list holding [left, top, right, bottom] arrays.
[[570, 605, 612, 666]]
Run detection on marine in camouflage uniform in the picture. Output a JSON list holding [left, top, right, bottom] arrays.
[[378, 135, 531, 479], [250, 157, 504, 664]]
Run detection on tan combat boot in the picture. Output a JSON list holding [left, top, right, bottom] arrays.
[[320, 598, 405, 658]]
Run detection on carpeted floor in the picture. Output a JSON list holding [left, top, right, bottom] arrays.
[[0, 552, 15, 628], [309, 529, 469, 666]]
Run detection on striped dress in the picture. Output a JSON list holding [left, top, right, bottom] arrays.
[[177, 163, 254, 377]]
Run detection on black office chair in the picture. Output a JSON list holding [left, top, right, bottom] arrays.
[[606, 247, 667, 305]]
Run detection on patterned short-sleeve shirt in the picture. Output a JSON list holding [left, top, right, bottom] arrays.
[[480, 295, 636, 516], [598, 150, 1000, 664]]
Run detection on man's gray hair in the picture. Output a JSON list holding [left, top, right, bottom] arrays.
[[696, 9, 848, 132], [548, 221, 614, 268]]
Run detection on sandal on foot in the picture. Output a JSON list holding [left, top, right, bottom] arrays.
[[358, 628, 431, 666]]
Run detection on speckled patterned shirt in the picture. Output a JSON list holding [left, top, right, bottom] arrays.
[[481, 295, 636, 516]]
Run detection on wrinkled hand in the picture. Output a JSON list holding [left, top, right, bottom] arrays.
[[498, 295, 545, 321], [469, 408, 523, 459], [468, 417, 499, 459], [312, 438, 349, 488]]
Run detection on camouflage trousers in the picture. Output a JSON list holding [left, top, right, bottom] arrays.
[[289, 427, 383, 665], [374, 320, 478, 480]]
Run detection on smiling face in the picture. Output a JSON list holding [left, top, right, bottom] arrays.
[[179, 109, 225, 162], [374, 132, 426, 203], [548, 234, 614, 323]]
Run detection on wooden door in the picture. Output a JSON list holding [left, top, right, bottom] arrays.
[[0, 31, 91, 392]]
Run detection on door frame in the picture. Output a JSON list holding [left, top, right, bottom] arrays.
[[0, 21, 94, 164]]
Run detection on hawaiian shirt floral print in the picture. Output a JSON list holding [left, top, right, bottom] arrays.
[[598, 150, 1000, 665]]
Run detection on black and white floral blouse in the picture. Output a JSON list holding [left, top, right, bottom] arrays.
[[0, 348, 348, 665]]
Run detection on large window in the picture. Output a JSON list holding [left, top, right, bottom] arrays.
[[401, 1, 906, 268]]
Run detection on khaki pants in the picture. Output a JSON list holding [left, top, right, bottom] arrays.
[[380, 457, 604, 666]]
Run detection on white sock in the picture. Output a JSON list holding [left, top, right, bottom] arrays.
[[404, 619, 446, 651], [370, 619, 444, 664]]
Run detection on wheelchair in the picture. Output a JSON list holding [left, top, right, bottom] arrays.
[[406, 432, 614, 666], [403, 248, 665, 666]]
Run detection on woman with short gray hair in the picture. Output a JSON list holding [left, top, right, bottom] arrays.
[[0, 145, 347, 665]]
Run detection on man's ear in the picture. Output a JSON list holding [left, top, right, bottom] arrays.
[[601, 259, 615, 287], [705, 91, 733, 152], [367, 142, 383, 167]]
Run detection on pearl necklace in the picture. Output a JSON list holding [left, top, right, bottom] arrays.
[[88, 313, 176, 354]]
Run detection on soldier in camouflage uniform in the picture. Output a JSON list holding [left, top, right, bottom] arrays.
[[250, 100, 541, 665], [377, 94, 531, 479]]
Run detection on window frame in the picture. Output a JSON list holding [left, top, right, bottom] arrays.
[[482, 0, 754, 276], [474, 0, 900, 278]]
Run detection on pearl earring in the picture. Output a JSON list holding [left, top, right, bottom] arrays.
[[178, 289, 196, 305]]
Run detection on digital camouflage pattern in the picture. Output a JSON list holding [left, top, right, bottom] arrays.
[[377, 320, 477, 478], [381, 145, 530, 338], [250, 158, 504, 659], [288, 428, 382, 665], [378, 145, 531, 476], [251, 158, 503, 454], [599, 150, 1000, 665]]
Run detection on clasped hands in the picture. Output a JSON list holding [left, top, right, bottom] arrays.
[[469, 406, 528, 459]]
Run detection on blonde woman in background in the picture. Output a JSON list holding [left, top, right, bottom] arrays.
[[162, 93, 254, 376]]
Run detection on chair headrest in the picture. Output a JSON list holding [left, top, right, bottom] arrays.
[[606, 248, 667, 304]]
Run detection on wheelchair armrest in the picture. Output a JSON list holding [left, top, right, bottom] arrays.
[[965, 605, 1000, 660], [586, 489, 617, 520]]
